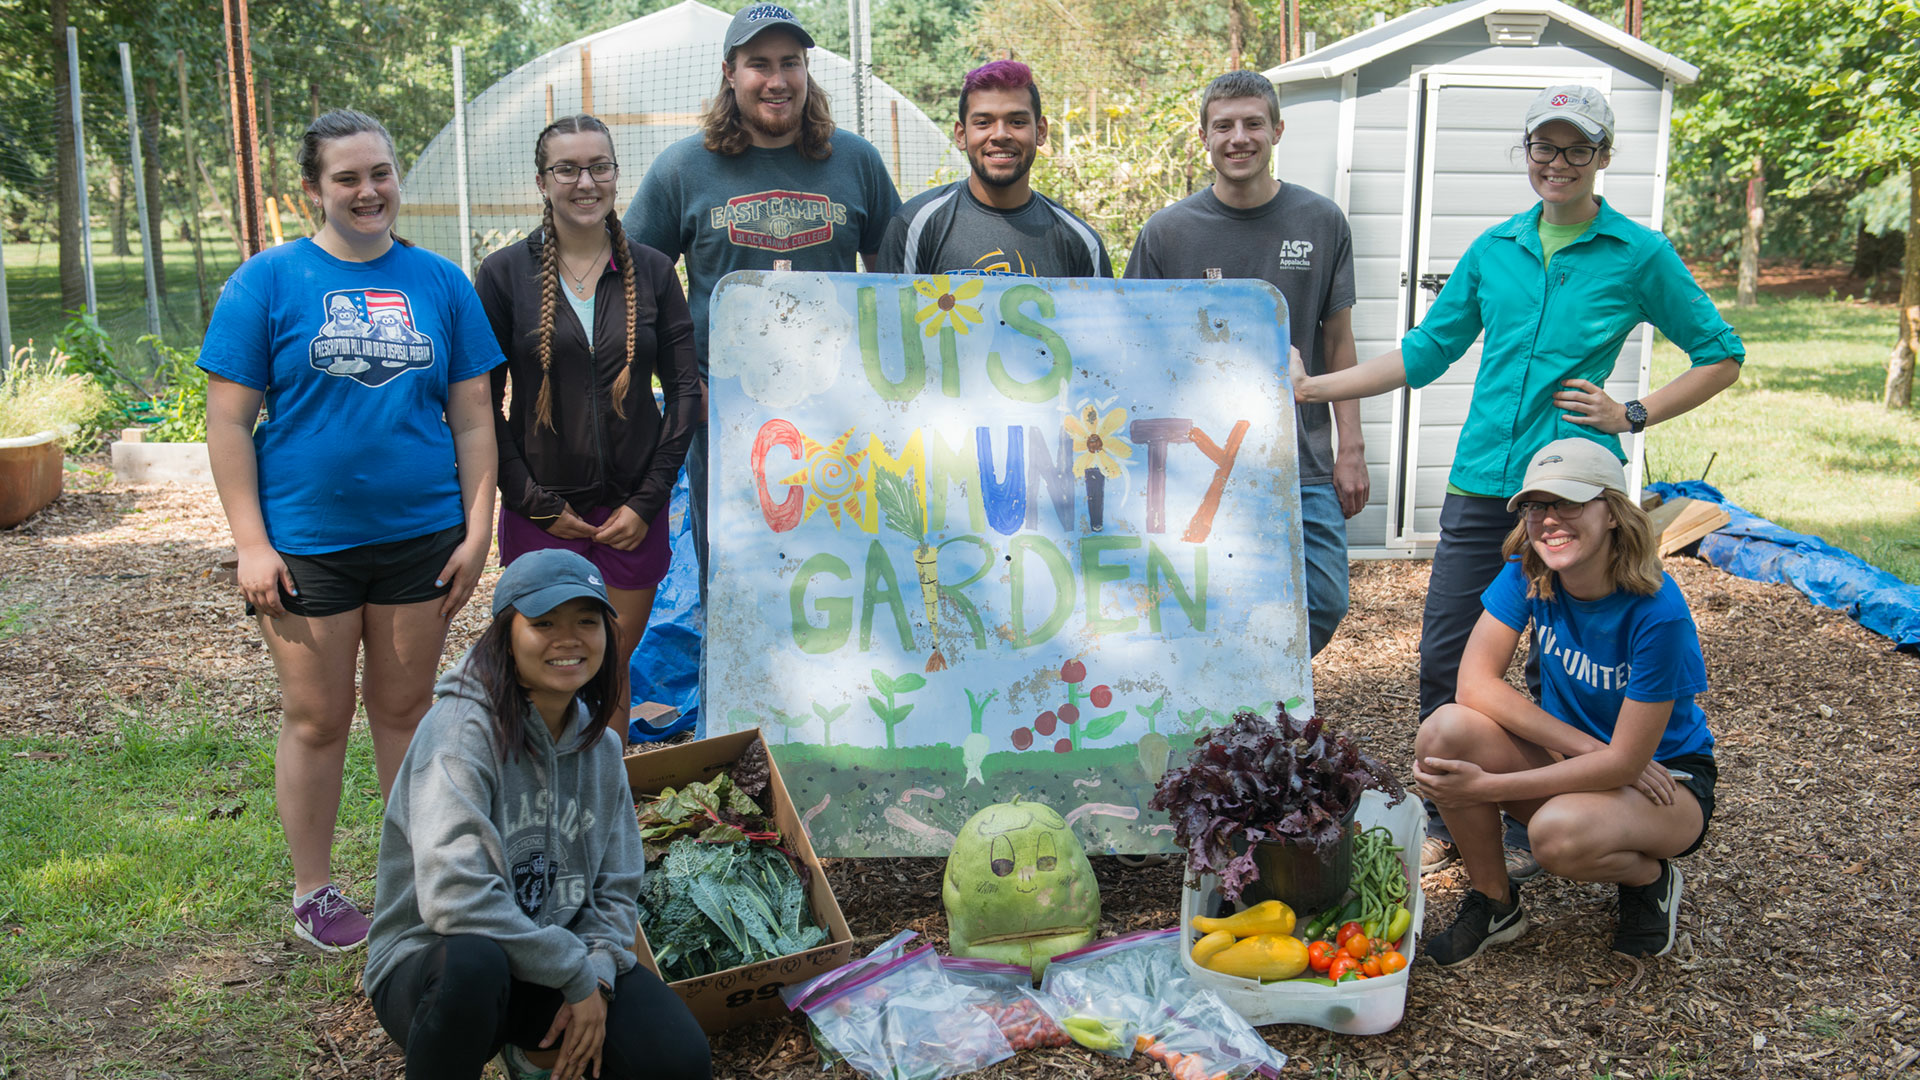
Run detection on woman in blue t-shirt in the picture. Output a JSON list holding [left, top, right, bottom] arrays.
[[200, 109, 505, 953], [1412, 438, 1716, 965]]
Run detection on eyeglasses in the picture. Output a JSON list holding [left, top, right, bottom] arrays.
[[543, 161, 619, 183], [1525, 141, 1601, 167], [1517, 497, 1596, 518]]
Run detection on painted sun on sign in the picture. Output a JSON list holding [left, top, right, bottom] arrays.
[[706, 270, 1312, 857]]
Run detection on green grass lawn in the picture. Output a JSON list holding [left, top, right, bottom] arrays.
[[1647, 292, 1920, 585]]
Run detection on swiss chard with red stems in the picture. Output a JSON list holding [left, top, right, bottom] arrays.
[[1149, 704, 1405, 902]]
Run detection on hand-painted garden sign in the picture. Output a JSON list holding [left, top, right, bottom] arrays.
[[707, 271, 1311, 857]]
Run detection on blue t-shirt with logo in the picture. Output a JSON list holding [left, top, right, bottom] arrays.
[[1481, 560, 1714, 761], [198, 238, 505, 555]]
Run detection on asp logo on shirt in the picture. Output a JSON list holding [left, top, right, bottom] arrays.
[[709, 189, 847, 252], [307, 288, 436, 387], [1275, 239, 1315, 270]]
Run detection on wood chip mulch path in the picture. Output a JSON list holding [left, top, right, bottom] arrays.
[[3, 478, 1916, 1079]]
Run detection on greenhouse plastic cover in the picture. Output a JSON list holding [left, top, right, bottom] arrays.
[[1649, 481, 1920, 653]]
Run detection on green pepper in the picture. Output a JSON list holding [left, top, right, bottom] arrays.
[[1363, 918, 1382, 939], [1336, 970, 1362, 983], [1289, 976, 1338, 986], [1384, 905, 1413, 945], [1061, 1015, 1124, 1052], [1303, 907, 1335, 940]]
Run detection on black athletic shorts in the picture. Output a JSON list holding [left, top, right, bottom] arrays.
[[1659, 751, 1717, 859], [247, 524, 465, 618]]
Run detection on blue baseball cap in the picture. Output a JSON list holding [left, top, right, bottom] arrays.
[[491, 549, 610, 619], [725, 2, 814, 55]]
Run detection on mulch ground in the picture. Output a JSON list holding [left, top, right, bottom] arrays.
[[3, 476, 1917, 1079]]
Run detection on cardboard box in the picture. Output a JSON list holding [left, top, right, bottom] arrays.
[[624, 728, 854, 1033]]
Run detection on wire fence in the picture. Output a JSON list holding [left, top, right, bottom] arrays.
[[0, 3, 1282, 381]]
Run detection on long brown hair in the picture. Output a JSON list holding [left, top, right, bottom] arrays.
[[298, 108, 414, 247], [468, 604, 623, 762], [701, 65, 837, 160], [532, 114, 640, 431], [1502, 488, 1663, 601]]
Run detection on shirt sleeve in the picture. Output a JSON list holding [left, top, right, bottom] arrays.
[[623, 152, 683, 261], [1121, 221, 1159, 280], [444, 261, 508, 384], [1400, 234, 1489, 389], [567, 733, 646, 989], [860, 143, 903, 255], [405, 747, 601, 1003], [1632, 235, 1745, 368], [197, 267, 273, 390], [1093, 234, 1114, 279], [1326, 214, 1357, 316], [872, 207, 909, 274], [1480, 558, 1532, 633], [625, 250, 701, 523], [475, 253, 567, 522], [1622, 590, 1710, 704]]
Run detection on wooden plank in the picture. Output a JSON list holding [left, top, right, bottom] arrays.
[[1646, 496, 1730, 556]]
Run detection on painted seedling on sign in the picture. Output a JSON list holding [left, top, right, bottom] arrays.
[[706, 271, 1311, 857]]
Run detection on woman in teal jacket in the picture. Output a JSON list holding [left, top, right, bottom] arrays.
[[1291, 85, 1742, 874]]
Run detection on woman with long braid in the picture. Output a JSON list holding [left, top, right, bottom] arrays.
[[476, 115, 701, 707]]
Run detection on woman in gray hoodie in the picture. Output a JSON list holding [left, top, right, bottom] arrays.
[[363, 549, 710, 1080]]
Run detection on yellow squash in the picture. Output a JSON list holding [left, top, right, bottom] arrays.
[[1200, 933, 1310, 981], [1190, 929, 1236, 966], [1190, 899, 1296, 939]]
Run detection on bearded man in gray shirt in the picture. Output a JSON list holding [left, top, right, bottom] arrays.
[[1125, 70, 1368, 657], [876, 60, 1109, 278]]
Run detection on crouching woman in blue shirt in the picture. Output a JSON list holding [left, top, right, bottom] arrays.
[[363, 550, 710, 1080], [1412, 439, 1717, 965]]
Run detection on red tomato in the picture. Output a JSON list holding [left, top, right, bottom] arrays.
[[1058, 703, 1081, 724], [1053, 737, 1073, 753], [1090, 684, 1113, 708], [1306, 941, 1336, 973], [1328, 954, 1359, 981], [1034, 711, 1058, 736], [1343, 934, 1371, 960], [1361, 956, 1383, 978], [1336, 921, 1364, 946], [1060, 659, 1087, 683], [1011, 728, 1033, 750]]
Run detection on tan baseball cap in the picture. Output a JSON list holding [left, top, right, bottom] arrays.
[[1506, 438, 1628, 511]]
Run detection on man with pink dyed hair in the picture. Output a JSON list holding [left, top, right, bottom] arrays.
[[875, 60, 1110, 278]]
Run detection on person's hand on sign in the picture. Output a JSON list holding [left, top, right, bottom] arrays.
[[1286, 346, 1311, 405]]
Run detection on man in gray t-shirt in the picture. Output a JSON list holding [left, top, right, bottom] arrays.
[[876, 60, 1110, 279], [1125, 71, 1367, 657]]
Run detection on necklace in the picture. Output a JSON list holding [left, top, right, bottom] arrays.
[[558, 239, 608, 298]]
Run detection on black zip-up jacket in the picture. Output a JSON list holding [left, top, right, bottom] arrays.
[[475, 228, 700, 527]]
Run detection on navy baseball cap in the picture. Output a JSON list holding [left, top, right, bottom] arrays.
[[491, 549, 610, 619], [725, 2, 815, 54]]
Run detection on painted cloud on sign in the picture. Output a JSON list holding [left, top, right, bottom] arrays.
[[710, 274, 849, 409]]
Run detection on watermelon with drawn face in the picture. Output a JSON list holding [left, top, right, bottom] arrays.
[[942, 796, 1101, 979]]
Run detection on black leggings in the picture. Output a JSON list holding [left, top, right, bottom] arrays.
[[369, 934, 711, 1080]]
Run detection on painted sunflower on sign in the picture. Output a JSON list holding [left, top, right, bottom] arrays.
[[913, 274, 985, 337], [1064, 402, 1133, 478]]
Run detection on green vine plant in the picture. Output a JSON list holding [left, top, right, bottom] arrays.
[[811, 702, 850, 747]]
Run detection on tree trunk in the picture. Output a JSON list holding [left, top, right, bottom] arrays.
[[109, 161, 132, 256], [52, 0, 85, 316], [141, 77, 167, 294], [1737, 155, 1764, 307], [1227, 0, 1244, 69], [1887, 162, 1918, 410]]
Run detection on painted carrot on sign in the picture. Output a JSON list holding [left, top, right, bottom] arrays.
[[874, 466, 946, 671]]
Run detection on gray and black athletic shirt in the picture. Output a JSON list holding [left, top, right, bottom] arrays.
[[875, 181, 1113, 278]]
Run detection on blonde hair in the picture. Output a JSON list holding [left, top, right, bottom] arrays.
[[531, 115, 638, 431], [1501, 488, 1663, 601]]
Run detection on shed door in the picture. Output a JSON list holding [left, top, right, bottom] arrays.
[[1390, 68, 1611, 546]]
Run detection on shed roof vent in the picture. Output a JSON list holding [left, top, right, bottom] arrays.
[[1485, 11, 1550, 45]]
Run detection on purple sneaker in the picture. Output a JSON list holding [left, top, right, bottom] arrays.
[[292, 884, 371, 952]]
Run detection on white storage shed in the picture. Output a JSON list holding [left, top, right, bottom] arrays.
[[1262, 0, 1699, 556], [400, 0, 963, 268]]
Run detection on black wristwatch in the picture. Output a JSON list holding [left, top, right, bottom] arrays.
[[597, 981, 615, 1005], [1624, 399, 1648, 434]]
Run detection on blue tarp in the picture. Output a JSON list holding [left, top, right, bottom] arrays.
[[1649, 480, 1920, 653], [627, 472, 702, 741]]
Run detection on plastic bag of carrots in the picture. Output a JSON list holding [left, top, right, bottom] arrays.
[[1134, 991, 1290, 1079]]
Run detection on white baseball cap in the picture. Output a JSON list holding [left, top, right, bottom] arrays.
[[1525, 84, 1615, 144], [1506, 438, 1628, 512]]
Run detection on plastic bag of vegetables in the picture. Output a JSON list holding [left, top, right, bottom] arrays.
[[939, 956, 1073, 1052], [803, 946, 1013, 1080]]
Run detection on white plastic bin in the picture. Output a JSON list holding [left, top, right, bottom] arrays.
[[1178, 789, 1426, 1034]]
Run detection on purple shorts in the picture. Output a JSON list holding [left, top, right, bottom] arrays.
[[497, 504, 673, 591]]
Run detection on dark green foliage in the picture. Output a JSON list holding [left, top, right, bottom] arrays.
[[638, 837, 827, 982]]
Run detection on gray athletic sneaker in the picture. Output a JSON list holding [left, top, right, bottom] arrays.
[[1425, 884, 1528, 966], [498, 1045, 553, 1079], [1614, 860, 1683, 957]]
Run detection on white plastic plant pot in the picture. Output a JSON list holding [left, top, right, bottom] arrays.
[[1178, 789, 1427, 1034]]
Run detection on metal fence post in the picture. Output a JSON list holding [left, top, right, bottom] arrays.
[[452, 45, 473, 278], [0, 233, 12, 371], [121, 42, 163, 341], [68, 27, 97, 318]]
